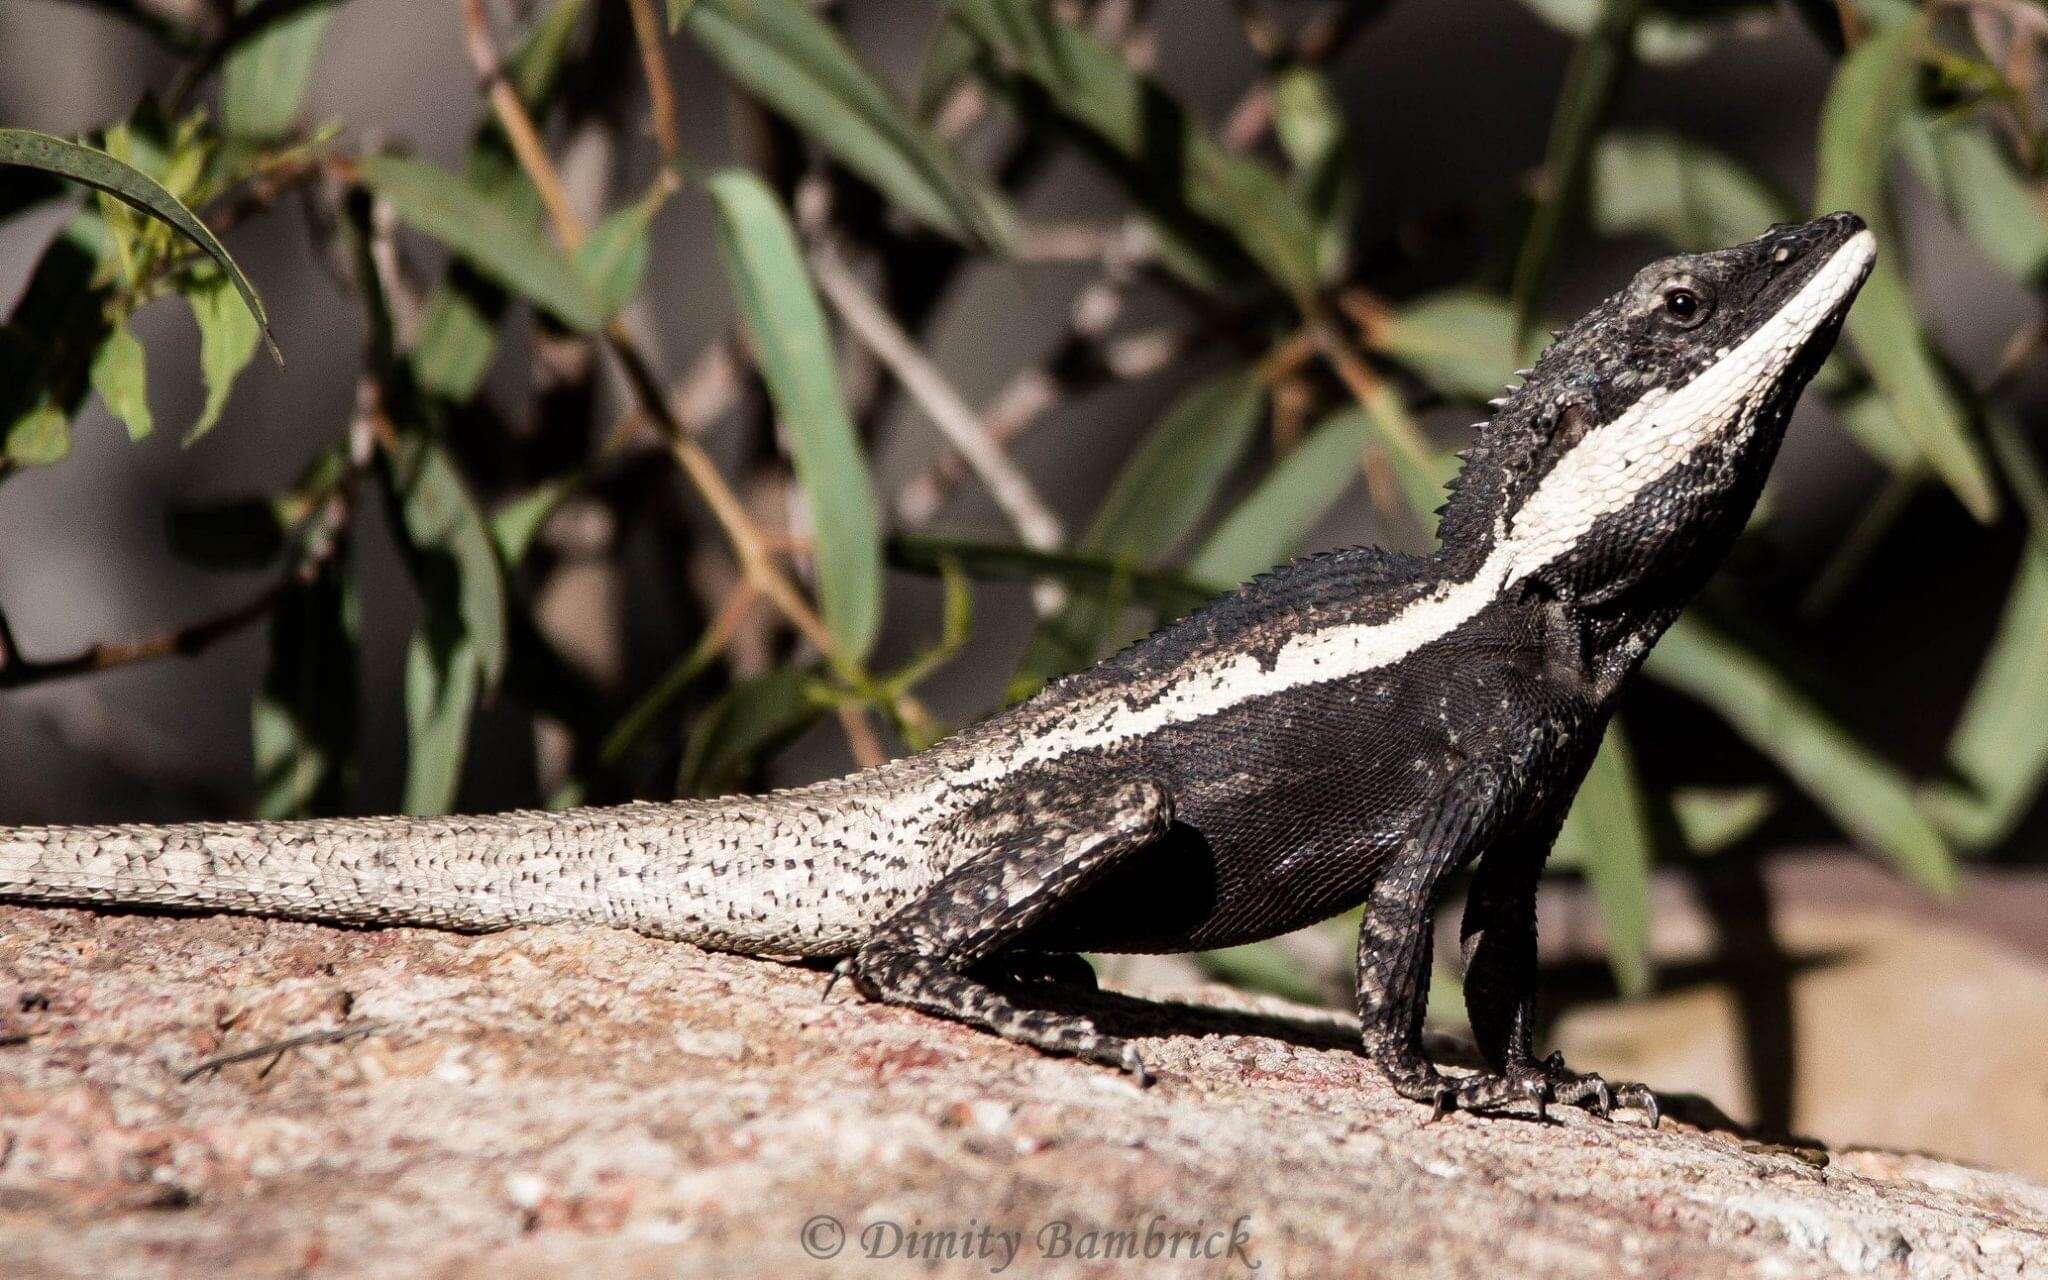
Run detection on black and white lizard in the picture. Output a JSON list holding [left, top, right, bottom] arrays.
[[0, 213, 1876, 1122]]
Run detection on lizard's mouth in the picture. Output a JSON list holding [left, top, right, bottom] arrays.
[[1754, 212, 1877, 349]]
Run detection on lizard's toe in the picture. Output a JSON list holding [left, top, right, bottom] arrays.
[[1530, 1052, 1659, 1126], [1450, 1070, 1552, 1122]]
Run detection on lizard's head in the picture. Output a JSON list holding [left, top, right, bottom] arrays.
[[1439, 211, 1876, 612]]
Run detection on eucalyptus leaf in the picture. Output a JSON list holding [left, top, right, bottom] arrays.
[[0, 128, 277, 361], [574, 182, 671, 316], [382, 433, 510, 691], [1923, 542, 2048, 849], [1371, 291, 1540, 403], [361, 153, 607, 334], [1669, 786, 1776, 854], [1551, 728, 1655, 997], [186, 265, 261, 444], [682, 0, 1010, 248], [402, 623, 479, 815], [88, 321, 153, 442], [1590, 131, 1788, 251], [1903, 113, 2048, 287], [1812, 17, 1998, 520], [708, 168, 884, 663], [221, 0, 339, 140]]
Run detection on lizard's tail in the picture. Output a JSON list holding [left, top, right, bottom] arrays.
[[0, 778, 950, 956]]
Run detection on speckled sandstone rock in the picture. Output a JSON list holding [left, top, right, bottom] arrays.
[[0, 905, 2044, 1279]]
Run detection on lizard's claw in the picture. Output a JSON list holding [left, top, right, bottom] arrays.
[[1433, 1054, 1659, 1126], [821, 957, 860, 1003]]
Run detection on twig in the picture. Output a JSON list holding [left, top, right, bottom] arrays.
[[178, 1020, 389, 1082], [460, 0, 584, 250], [0, 588, 285, 690], [623, 0, 684, 162], [810, 240, 1065, 551], [1301, 302, 1434, 470]]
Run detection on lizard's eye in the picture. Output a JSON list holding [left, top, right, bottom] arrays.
[[1662, 286, 1708, 328]]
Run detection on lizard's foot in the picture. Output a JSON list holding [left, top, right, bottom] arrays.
[[845, 948, 1149, 1085], [1445, 1052, 1659, 1126], [1374, 1055, 1459, 1122]]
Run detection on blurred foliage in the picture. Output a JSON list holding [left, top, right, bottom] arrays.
[[3, 0, 2047, 1010]]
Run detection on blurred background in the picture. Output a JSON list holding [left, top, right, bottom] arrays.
[[3, 0, 2046, 1176]]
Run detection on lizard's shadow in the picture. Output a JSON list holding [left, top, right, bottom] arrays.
[[999, 979, 1372, 1056], [1001, 979, 1759, 1138]]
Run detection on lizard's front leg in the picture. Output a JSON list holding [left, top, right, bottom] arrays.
[[1356, 760, 1510, 1116], [1459, 830, 1659, 1125], [835, 776, 1170, 1079]]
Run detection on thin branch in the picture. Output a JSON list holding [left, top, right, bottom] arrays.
[[0, 587, 284, 690], [459, 0, 584, 250], [810, 240, 1065, 551], [624, 0, 684, 163]]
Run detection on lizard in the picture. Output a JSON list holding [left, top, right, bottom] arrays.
[[0, 212, 1876, 1123]]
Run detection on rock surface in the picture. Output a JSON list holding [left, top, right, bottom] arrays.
[[1, 905, 2045, 1279]]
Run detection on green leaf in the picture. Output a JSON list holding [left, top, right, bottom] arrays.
[[5, 404, 71, 466], [513, 0, 590, 105], [489, 474, 582, 566], [401, 622, 479, 815], [1831, 388, 1921, 473], [1812, 17, 1998, 521], [682, 0, 1010, 249], [220, 0, 339, 140], [254, 555, 357, 818], [602, 615, 733, 766], [88, 321, 153, 442], [186, 265, 261, 443], [678, 668, 826, 797], [1923, 417, 2048, 848], [1190, 407, 1375, 588], [1590, 131, 1789, 251], [1271, 64, 1356, 279], [1012, 368, 1266, 693], [1085, 368, 1267, 559], [708, 168, 884, 662], [950, 0, 1323, 292], [360, 152, 607, 333], [573, 182, 671, 316], [382, 433, 510, 692], [1551, 727, 1655, 997], [1370, 291, 1541, 404], [1903, 112, 2048, 287], [1189, 398, 1453, 588], [1646, 615, 1957, 895], [1669, 786, 1776, 854], [0, 128, 277, 362], [412, 272, 502, 402], [666, 0, 701, 33]]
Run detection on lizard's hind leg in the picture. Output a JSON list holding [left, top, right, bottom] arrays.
[[836, 776, 1171, 1079]]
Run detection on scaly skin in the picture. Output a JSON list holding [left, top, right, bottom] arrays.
[[0, 214, 1877, 1124]]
